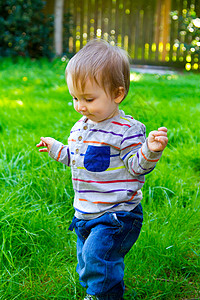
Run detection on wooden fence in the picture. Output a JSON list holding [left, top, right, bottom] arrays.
[[45, 0, 200, 70]]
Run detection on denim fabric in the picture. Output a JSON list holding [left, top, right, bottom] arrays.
[[70, 204, 143, 299]]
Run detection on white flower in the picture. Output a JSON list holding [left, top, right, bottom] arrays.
[[193, 18, 200, 28], [172, 15, 178, 20]]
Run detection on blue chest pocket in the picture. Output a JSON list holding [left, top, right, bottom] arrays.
[[84, 145, 110, 172]]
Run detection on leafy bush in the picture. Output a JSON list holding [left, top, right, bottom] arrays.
[[0, 0, 54, 58], [171, 6, 200, 60]]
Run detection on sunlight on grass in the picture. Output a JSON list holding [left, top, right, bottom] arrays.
[[0, 98, 24, 107], [0, 58, 199, 300], [130, 72, 143, 82]]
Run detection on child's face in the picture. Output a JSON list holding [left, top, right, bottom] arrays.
[[67, 74, 123, 123]]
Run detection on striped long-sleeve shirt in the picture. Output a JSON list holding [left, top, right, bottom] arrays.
[[49, 110, 162, 220]]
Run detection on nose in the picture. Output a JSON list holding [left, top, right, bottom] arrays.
[[77, 101, 87, 112]]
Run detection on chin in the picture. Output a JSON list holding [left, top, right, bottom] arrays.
[[80, 112, 88, 116]]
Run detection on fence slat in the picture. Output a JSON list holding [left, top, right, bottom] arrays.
[[115, 0, 120, 44], [72, 0, 77, 52], [54, 0, 200, 69], [80, 0, 84, 48], [134, 9, 140, 60], [162, 0, 171, 61], [94, 0, 99, 37]]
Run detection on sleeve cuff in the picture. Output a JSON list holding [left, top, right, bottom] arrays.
[[49, 141, 64, 161], [142, 139, 163, 161]]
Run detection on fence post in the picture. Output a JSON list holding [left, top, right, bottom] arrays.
[[54, 0, 64, 56], [162, 0, 171, 61], [155, 0, 162, 61]]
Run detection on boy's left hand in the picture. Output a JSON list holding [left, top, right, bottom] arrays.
[[147, 127, 168, 152]]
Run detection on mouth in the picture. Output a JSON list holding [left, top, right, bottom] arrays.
[[81, 112, 90, 116]]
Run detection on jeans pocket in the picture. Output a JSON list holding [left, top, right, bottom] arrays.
[[74, 220, 90, 241], [109, 212, 123, 228], [120, 219, 142, 254]]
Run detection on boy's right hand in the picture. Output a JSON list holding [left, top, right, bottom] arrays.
[[36, 137, 55, 153]]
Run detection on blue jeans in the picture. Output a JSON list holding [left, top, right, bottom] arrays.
[[69, 204, 143, 300]]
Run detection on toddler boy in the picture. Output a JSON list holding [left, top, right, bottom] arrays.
[[37, 39, 168, 300]]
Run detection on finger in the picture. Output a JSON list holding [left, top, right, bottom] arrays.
[[39, 148, 48, 152], [36, 141, 43, 147], [154, 130, 168, 137], [36, 141, 47, 147], [41, 137, 52, 147], [155, 136, 168, 144], [158, 127, 168, 132], [149, 130, 158, 137], [40, 137, 49, 144]]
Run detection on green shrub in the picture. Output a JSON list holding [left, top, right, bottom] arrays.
[[171, 6, 200, 61], [0, 0, 54, 58]]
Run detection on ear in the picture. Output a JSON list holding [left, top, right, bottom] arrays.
[[114, 87, 125, 104]]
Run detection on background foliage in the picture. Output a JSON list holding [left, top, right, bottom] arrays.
[[0, 0, 73, 58], [171, 6, 200, 60], [0, 0, 54, 58]]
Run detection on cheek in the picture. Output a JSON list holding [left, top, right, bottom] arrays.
[[91, 102, 103, 111], [86, 103, 94, 112], [73, 101, 78, 111]]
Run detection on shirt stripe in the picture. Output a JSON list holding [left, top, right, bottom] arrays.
[[70, 129, 81, 134], [121, 152, 136, 160], [76, 188, 135, 193], [83, 140, 120, 150], [106, 166, 126, 171], [121, 142, 142, 151], [74, 206, 93, 214], [111, 121, 131, 128], [89, 129, 123, 138], [121, 134, 144, 145], [141, 147, 159, 162], [73, 178, 144, 184], [78, 191, 137, 205], [56, 146, 64, 161], [77, 166, 126, 171], [67, 147, 70, 166], [120, 117, 132, 122]]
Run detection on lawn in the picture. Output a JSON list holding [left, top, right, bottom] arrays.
[[0, 58, 199, 300]]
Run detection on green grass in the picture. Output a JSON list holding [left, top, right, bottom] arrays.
[[0, 58, 199, 300]]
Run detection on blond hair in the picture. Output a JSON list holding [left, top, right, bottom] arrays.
[[66, 39, 130, 100]]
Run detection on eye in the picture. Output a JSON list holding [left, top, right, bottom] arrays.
[[73, 97, 78, 101], [86, 98, 94, 102]]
